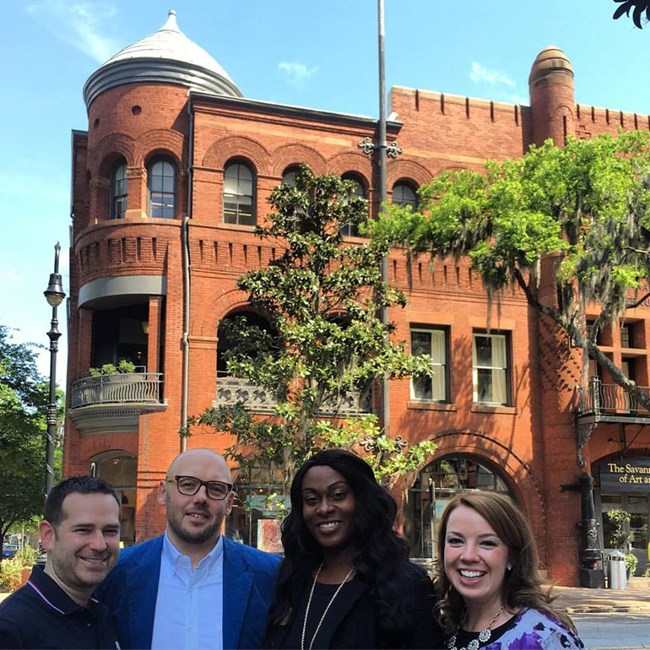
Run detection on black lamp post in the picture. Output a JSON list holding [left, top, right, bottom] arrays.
[[43, 242, 66, 496]]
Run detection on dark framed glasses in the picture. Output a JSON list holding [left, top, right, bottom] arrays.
[[168, 475, 232, 500]]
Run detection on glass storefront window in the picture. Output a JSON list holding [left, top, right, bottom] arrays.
[[92, 453, 137, 546], [227, 464, 287, 551], [405, 456, 510, 559]]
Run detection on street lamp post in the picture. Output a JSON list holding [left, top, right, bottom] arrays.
[[43, 242, 66, 496]]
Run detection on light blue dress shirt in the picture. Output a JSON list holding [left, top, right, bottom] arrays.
[[151, 533, 224, 650]]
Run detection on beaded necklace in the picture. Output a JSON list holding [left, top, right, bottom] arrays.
[[447, 606, 505, 650], [300, 562, 355, 650]]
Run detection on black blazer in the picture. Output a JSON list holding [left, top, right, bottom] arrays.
[[265, 563, 445, 649]]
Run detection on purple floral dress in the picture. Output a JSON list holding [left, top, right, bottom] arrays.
[[465, 608, 585, 649]]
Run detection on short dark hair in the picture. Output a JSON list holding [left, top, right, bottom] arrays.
[[44, 476, 120, 527]]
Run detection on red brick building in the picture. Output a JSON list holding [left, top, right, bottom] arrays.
[[64, 11, 650, 585]]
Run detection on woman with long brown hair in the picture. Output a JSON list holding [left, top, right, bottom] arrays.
[[434, 491, 584, 649]]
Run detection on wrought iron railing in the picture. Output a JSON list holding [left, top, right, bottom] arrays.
[[575, 377, 650, 415], [214, 374, 371, 415], [70, 373, 163, 408]]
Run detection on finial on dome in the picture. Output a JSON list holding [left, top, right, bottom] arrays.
[[83, 7, 243, 108], [162, 9, 179, 32]]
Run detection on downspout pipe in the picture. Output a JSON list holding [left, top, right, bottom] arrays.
[[377, 0, 390, 437], [180, 95, 194, 452]]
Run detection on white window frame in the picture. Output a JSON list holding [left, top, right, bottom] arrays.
[[410, 327, 448, 402], [224, 162, 255, 226], [148, 158, 176, 219], [340, 175, 365, 237], [111, 162, 128, 219], [472, 332, 510, 406]]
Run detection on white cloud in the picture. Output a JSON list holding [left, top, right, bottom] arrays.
[[505, 93, 529, 105], [278, 61, 318, 87], [26, 1, 119, 63], [0, 268, 24, 284], [470, 62, 515, 88]]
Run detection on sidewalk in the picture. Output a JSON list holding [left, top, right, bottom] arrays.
[[553, 576, 650, 615]]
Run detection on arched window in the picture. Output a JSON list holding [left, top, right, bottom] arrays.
[[217, 311, 274, 377], [224, 162, 255, 225], [90, 452, 137, 546], [111, 161, 128, 219], [340, 174, 366, 237], [148, 158, 176, 219], [281, 166, 302, 187], [405, 456, 511, 559], [392, 181, 418, 210]]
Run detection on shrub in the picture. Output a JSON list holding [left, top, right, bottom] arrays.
[[606, 509, 632, 550], [625, 552, 639, 579], [0, 546, 38, 592]]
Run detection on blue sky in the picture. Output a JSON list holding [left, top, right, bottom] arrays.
[[2, 0, 649, 379]]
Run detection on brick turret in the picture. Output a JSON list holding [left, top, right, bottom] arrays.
[[529, 46, 575, 146]]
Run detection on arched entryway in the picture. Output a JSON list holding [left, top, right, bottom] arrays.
[[405, 455, 511, 559], [90, 451, 137, 546]]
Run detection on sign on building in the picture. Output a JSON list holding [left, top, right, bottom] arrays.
[[600, 458, 650, 492]]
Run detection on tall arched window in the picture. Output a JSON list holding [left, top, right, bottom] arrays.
[[405, 456, 511, 559], [392, 181, 418, 210], [340, 174, 366, 237], [111, 161, 128, 219], [90, 452, 137, 546], [148, 158, 176, 219], [224, 162, 255, 225], [217, 311, 275, 377]]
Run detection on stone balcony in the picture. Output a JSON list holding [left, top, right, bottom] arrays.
[[69, 372, 166, 434], [214, 375, 371, 416]]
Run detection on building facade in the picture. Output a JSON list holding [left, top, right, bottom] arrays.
[[64, 11, 650, 585]]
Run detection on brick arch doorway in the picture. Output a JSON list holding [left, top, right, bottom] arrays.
[[89, 451, 137, 547], [405, 454, 512, 560]]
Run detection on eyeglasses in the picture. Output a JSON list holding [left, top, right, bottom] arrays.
[[167, 475, 232, 501]]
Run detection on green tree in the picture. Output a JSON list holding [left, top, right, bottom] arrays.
[[369, 131, 650, 410], [613, 0, 650, 28], [0, 325, 61, 557], [191, 167, 436, 492]]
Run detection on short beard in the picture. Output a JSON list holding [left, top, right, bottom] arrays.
[[166, 494, 222, 546]]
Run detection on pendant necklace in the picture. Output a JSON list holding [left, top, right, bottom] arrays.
[[447, 605, 506, 650], [300, 562, 355, 650]]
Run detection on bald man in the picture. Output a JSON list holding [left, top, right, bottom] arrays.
[[96, 449, 281, 650]]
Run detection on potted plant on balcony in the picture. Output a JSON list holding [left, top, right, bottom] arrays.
[[88, 360, 137, 376], [88, 360, 140, 402]]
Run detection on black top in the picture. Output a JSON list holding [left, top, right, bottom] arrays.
[[453, 615, 517, 648], [265, 563, 446, 649], [0, 564, 120, 649], [283, 581, 358, 649]]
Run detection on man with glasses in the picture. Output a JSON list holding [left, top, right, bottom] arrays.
[[96, 449, 281, 649]]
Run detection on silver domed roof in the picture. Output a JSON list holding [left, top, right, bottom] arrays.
[[83, 10, 242, 108]]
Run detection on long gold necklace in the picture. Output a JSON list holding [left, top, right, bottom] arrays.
[[300, 562, 355, 650], [447, 605, 505, 650]]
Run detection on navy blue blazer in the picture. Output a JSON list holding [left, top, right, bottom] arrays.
[[96, 535, 281, 649]]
